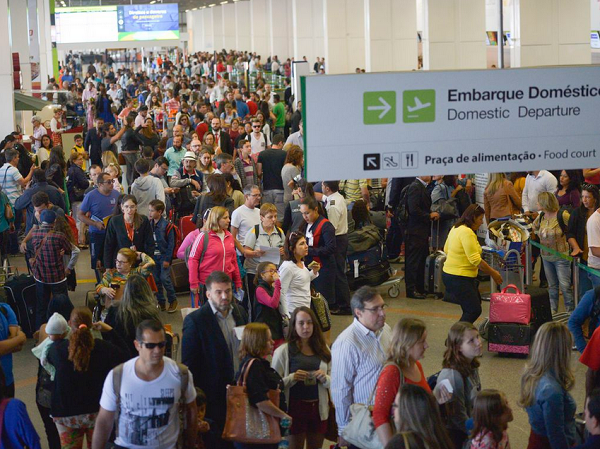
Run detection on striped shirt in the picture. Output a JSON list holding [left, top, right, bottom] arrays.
[[0, 164, 23, 205], [340, 179, 368, 203], [331, 318, 391, 433]]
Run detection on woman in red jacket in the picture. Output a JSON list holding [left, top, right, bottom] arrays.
[[188, 206, 242, 302]]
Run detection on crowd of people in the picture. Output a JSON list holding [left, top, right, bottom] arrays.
[[0, 48, 599, 449]]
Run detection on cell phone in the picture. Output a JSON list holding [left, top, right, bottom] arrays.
[[110, 283, 120, 290]]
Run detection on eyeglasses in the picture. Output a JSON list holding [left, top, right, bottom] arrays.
[[115, 259, 130, 265], [261, 269, 277, 274], [362, 304, 388, 313], [249, 193, 262, 198], [139, 341, 167, 349]]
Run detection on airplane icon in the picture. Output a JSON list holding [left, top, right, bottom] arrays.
[[406, 97, 431, 113], [403, 89, 435, 123]]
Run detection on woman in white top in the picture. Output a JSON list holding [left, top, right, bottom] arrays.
[[279, 231, 321, 317]]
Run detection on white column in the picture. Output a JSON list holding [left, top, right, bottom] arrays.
[[422, 0, 486, 70], [37, 0, 53, 86], [222, 3, 236, 51], [250, 0, 269, 57], [0, 0, 16, 135], [511, 0, 590, 67], [203, 7, 215, 52], [323, 0, 365, 74], [10, 0, 33, 132], [235, 1, 251, 51], [269, 0, 291, 60], [213, 5, 224, 51], [291, 0, 324, 66], [364, 0, 417, 72]]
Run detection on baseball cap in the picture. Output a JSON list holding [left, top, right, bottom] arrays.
[[40, 209, 57, 224]]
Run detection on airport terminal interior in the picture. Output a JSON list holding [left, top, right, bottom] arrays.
[[2, 0, 600, 448]]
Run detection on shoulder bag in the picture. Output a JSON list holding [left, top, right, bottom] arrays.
[[342, 362, 404, 449], [222, 358, 282, 444], [29, 231, 53, 268], [431, 185, 459, 220], [310, 287, 332, 332]]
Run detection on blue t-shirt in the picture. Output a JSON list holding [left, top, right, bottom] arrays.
[[79, 189, 120, 235], [0, 304, 18, 386]]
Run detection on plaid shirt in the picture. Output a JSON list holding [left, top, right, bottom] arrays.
[[31, 225, 72, 284]]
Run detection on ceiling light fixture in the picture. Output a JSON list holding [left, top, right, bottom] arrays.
[[149, 0, 156, 3], [220, 1, 228, 4], [209, 3, 216, 7]]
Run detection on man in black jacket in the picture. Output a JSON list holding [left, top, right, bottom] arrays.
[[386, 177, 414, 261], [405, 176, 439, 299], [211, 117, 233, 157], [84, 117, 104, 167], [182, 271, 248, 449]]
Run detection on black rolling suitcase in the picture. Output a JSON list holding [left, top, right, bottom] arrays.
[[346, 242, 391, 290], [525, 285, 552, 332], [4, 274, 37, 337], [488, 322, 533, 355]]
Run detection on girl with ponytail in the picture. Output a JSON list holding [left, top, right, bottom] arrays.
[[47, 307, 127, 449]]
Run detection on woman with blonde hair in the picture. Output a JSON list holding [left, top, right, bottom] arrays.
[[374, 318, 445, 446], [532, 191, 574, 313], [188, 206, 242, 303], [101, 273, 161, 358], [236, 323, 291, 449], [483, 173, 522, 223], [519, 322, 576, 448]]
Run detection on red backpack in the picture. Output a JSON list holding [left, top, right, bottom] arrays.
[[66, 214, 79, 243], [165, 222, 182, 259]]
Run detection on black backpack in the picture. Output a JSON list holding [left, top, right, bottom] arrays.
[[393, 184, 412, 225]]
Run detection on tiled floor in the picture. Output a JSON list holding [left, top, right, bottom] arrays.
[[11, 252, 586, 449]]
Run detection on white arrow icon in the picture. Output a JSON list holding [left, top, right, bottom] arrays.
[[366, 156, 378, 168], [367, 97, 392, 119]]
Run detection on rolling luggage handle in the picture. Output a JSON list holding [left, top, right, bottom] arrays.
[[430, 220, 442, 252]]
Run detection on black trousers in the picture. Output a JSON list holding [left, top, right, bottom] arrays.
[[35, 280, 69, 330], [37, 402, 61, 449], [386, 218, 403, 259], [333, 234, 351, 308], [404, 234, 428, 293], [442, 272, 482, 323]]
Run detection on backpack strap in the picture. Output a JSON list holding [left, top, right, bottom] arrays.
[[176, 362, 190, 449], [557, 209, 568, 234], [112, 363, 124, 439]]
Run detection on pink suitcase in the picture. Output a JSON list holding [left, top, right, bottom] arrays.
[[489, 284, 531, 325]]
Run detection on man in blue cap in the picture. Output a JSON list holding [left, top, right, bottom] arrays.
[[31, 210, 75, 329]]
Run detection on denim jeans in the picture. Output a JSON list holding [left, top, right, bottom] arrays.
[[153, 259, 177, 304], [542, 256, 574, 312], [589, 266, 600, 289]]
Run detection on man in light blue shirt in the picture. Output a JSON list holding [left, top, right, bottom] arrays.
[[164, 135, 186, 177], [331, 286, 391, 447]]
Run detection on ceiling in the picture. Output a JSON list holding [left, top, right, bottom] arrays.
[[58, 0, 247, 13]]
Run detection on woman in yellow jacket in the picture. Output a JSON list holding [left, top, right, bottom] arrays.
[[442, 204, 503, 323]]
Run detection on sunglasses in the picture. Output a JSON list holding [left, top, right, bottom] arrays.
[[139, 341, 167, 349]]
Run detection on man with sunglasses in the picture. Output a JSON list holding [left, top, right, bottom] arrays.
[[93, 319, 198, 449], [250, 118, 270, 157], [182, 271, 248, 449]]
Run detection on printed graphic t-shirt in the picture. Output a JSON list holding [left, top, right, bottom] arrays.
[[100, 357, 196, 449]]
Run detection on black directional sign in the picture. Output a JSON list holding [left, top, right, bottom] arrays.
[[363, 153, 380, 171]]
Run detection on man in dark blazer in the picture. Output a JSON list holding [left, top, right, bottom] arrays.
[[84, 117, 104, 167], [210, 117, 233, 156], [182, 271, 248, 449], [405, 176, 439, 298]]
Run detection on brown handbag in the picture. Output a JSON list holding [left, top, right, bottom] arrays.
[[222, 358, 282, 444]]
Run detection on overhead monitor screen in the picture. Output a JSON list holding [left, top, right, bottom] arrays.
[[55, 4, 179, 43], [117, 4, 180, 41]]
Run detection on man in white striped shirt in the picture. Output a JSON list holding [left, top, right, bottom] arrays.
[[331, 286, 392, 448]]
